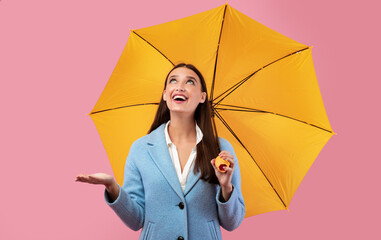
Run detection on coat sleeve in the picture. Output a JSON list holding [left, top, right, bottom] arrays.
[[216, 138, 246, 231], [104, 141, 145, 231]]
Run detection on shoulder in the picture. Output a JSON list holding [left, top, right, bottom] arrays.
[[218, 137, 239, 161], [131, 134, 149, 147], [218, 137, 234, 151], [129, 123, 166, 151], [127, 135, 149, 155]]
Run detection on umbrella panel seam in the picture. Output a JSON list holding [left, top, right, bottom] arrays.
[[215, 104, 334, 134], [213, 47, 310, 105], [210, 4, 228, 102], [90, 103, 159, 115], [132, 31, 175, 67]]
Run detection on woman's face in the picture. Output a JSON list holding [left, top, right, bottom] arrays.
[[163, 67, 206, 115]]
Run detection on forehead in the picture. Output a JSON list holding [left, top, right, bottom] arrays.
[[168, 67, 199, 80]]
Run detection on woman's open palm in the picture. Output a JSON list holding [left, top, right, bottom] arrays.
[[76, 173, 119, 202], [76, 173, 114, 187]]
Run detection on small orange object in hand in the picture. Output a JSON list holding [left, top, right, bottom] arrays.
[[215, 156, 230, 173]]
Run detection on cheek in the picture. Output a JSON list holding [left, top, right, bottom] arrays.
[[193, 91, 205, 102], [163, 87, 175, 102]]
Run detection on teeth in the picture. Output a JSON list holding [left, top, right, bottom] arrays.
[[173, 95, 186, 101]]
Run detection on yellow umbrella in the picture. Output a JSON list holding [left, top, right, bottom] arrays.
[[89, 3, 335, 217]]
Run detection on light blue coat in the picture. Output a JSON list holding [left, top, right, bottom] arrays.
[[105, 124, 245, 240]]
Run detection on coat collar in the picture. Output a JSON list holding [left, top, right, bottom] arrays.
[[147, 124, 202, 199]]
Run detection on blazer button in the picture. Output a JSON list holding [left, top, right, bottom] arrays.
[[178, 236, 184, 240], [178, 202, 184, 209]]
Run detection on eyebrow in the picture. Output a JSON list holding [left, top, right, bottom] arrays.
[[169, 75, 197, 81]]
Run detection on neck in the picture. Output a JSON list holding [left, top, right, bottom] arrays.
[[168, 112, 196, 144]]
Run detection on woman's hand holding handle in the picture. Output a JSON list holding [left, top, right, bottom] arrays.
[[211, 151, 235, 202]]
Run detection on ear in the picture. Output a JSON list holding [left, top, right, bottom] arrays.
[[163, 90, 167, 101], [200, 92, 206, 103]]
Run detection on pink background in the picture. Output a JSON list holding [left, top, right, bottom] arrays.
[[1, 0, 380, 239]]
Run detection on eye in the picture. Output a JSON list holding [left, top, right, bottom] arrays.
[[186, 79, 195, 85], [169, 78, 177, 84]]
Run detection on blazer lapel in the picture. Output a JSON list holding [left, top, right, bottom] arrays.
[[146, 124, 184, 200], [183, 166, 201, 196]]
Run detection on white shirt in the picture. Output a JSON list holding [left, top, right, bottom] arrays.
[[164, 121, 203, 192]]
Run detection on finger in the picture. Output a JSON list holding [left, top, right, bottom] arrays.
[[75, 176, 90, 183], [88, 175, 103, 184], [221, 153, 234, 166], [78, 174, 99, 183], [226, 158, 235, 168], [75, 174, 86, 180], [218, 154, 234, 169], [213, 159, 232, 175], [225, 165, 234, 174], [218, 151, 229, 159], [219, 152, 233, 161], [76, 174, 86, 179]]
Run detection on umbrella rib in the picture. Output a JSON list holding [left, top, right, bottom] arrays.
[[89, 103, 159, 115], [213, 47, 310, 105], [215, 104, 334, 134], [132, 31, 175, 67], [214, 110, 288, 209], [213, 74, 256, 106], [211, 109, 222, 153], [210, 3, 228, 101]]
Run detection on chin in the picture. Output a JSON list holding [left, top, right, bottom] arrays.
[[169, 109, 195, 116]]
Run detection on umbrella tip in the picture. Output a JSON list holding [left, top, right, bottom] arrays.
[[129, 28, 134, 32]]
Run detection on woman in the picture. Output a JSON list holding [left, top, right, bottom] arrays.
[[76, 63, 245, 240]]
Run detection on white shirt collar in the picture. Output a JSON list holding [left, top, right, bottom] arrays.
[[164, 120, 203, 146]]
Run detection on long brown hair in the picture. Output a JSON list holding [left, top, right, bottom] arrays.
[[148, 63, 220, 184]]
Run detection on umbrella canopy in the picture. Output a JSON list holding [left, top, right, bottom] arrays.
[[89, 3, 334, 217]]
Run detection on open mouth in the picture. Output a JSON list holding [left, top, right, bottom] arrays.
[[172, 94, 188, 102]]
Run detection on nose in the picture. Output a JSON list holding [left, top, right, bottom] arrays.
[[176, 85, 185, 92]]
